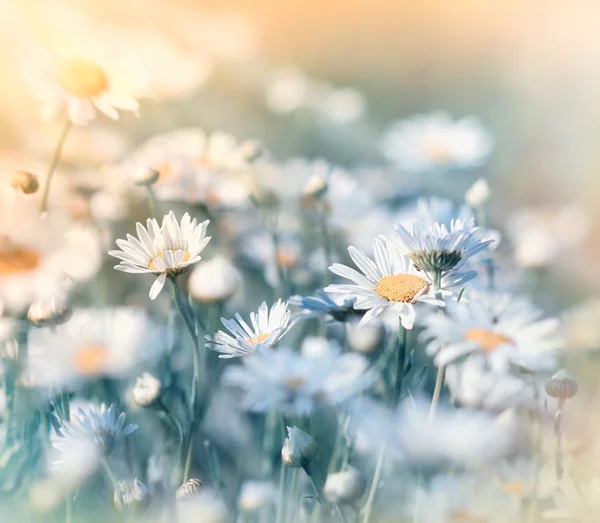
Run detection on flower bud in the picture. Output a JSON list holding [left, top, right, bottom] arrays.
[[323, 467, 366, 504], [465, 178, 490, 207], [239, 140, 264, 162], [188, 256, 241, 304], [281, 426, 317, 468], [237, 481, 276, 512], [115, 478, 150, 513], [346, 317, 383, 354], [132, 373, 162, 408], [302, 174, 328, 199], [27, 295, 72, 328], [176, 479, 204, 502], [134, 167, 160, 187], [10, 170, 39, 194], [545, 369, 578, 399]]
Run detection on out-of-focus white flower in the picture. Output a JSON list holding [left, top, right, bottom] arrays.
[[563, 298, 600, 352], [346, 316, 384, 354], [206, 300, 295, 358], [465, 178, 491, 207], [384, 196, 492, 277], [420, 291, 563, 371], [281, 426, 317, 468], [325, 239, 446, 329], [320, 87, 366, 123], [507, 204, 590, 269], [223, 338, 376, 415], [176, 488, 228, 523], [131, 373, 162, 408], [115, 478, 150, 513], [323, 467, 366, 504], [543, 477, 600, 521], [52, 403, 137, 456], [27, 292, 72, 328], [24, 47, 146, 126], [445, 355, 538, 412], [265, 68, 308, 115], [237, 481, 277, 512], [0, 190, 68, 312], [289, 290, 356, 322], [379, 112, 493, 172], [188, 256, 241, 304], [27, 308, 164, 388], [412, 474, 517, 523], [109, 212, 211, 299], [118, 128, 261, 208]]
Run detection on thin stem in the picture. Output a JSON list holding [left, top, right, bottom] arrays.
[[275, 461, 287, 523], [555, 398, 565, 480], [318, 201, 333, 286], [146, 186, 160, 218], [362, 444, 386, 523], [39, 119, 72, 213], [528, 379, 542, 523], [158, 400, 183, 443], [101, 457, 123, 512], [183, 433, 195, 483], [428, 271, 444, 421], [393, 324, 407, 405]]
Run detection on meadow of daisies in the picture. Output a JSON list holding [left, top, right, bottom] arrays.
[[1, 3, 599, 523]]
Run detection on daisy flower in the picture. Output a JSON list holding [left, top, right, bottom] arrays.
[[223, 337, 376, 415], [52, 403, 137, 456], [384, 197, 493, 277], [379, 111, 493, 172], [206, 300, 296, 358], [108, 211, 211, 299], [0, 189, 68, 312], [420, 291, 563, 371], [324, 238, 458, 329], [26, 307, 164, 388], [289, 289, 356, 322], [24, 48, 145, 126]]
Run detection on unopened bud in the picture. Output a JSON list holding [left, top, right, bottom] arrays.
[[323, 467, 366, 504], [132, 373, 162, 408], [115, 478, 150, 513], [134, 167, 160, 187], [10, 170, 40, 194], [465, 178, 490, 207], [281, 426, 317, 468], [302, 174, 328, 199], [545, 369, 578, 399], [27, 295, 72, 328], [176, 479, 204, 502]]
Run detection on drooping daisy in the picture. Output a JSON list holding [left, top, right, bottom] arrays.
[[108, 211, 211, 299], [289, 289, 356, 322], [420, 291, 563, 371], [324, 238, 459, 329], [383, 196, 492, 278], [206, 300, 296, 358], [27, 307, 164, 388], [379, 111, 493, 172], [52, 403, 137, 456], [24, 48, 146, 126], [0, 189, 68, 312], [223, 337, 376, 415]]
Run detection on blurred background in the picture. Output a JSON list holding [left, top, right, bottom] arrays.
[[1, 0, 598, 293]]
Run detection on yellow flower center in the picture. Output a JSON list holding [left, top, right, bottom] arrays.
[[276, 248, 299, 269], [464, 328, 513, 353], [149, 250, 191, 271], [249, 333, 270, 346], [73, 345, 108, 375], [449, 510, 487, 523], [0, 238, 41, 275], [423, 137, 453, 163], [284, 376, 306, 390], [56, 59, 109, 98], [501, 480, 529, 497], [375, 274, 428, 302]]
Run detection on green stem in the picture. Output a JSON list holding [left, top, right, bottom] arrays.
[[362, 444, 385, 523], [101, 457, 123, 512], [65, 494, 72, 523], [158, 400, 183, 443], [146, 186, 160, 218], [528, 379, 542, 523], [275, 461, 287, 523], [393, 324, 407, 405], [39, 119, 72, 213], [428, 271, 444, 421], [318, 202, 333, 286], [555, 398, 565, 480]]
